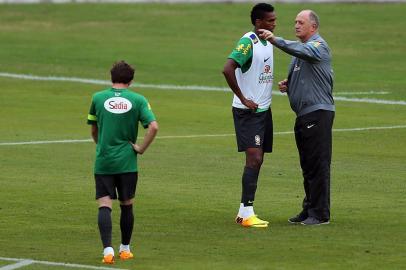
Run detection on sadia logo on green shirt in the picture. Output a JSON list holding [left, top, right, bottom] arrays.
[[104, 97, 132, 114]]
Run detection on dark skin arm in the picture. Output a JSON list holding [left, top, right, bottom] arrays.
[[91, 124, 98, 144], [222, 59, 258, 110]]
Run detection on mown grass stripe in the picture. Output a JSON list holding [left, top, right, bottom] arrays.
[[0, 72, 403, 104]]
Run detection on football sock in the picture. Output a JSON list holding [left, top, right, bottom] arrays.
[[237, 203, 245, 217], [103, 246, 114, 256], [119, 244, 130, 252], [98, 207, 112, 248], [120, 204, 134, 246], [238, 203, 255, 219], [241, 166, 260, 207]]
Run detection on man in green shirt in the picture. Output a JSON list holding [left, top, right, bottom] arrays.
[[87, 61, 158, 264]]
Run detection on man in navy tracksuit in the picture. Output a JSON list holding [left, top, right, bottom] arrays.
[[259, 10, 334, 225]]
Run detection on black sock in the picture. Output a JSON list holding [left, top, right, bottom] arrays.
[[120, 204, 134, 245], [241, 166, 260, 207], [98, 207, 112, 248]]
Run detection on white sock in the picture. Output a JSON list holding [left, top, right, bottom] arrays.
[[237, 203, 245, 217], [243, 206, 255, 218], [238, 204, 255, 219], [119, 244, 130, 252], [103, 247, 114, 256]]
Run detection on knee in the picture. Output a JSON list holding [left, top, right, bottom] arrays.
[[98, 196, 113, 209], [246, 155, 263, 169], [120, 199, 134, 206]]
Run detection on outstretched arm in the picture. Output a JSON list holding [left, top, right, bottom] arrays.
[[258, 29, 323, 62]]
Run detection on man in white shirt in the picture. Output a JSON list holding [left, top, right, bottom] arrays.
[[222, 3, 276, 228]]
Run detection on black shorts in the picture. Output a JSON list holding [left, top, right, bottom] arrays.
[[232, 107, 273, 152], [95, 172, 138, 201]]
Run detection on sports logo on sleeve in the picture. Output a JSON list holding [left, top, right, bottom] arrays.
[[104, 97, 132, 114], [236, 43, 252, 55], [309, 41, 321, 48]]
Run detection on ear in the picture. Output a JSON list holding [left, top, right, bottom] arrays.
[[255, 18, 261, 27]]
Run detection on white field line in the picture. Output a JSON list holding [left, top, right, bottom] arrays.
[[0, 72, 404, 104], [1, 125, 405, 146], [334, 96, 406, 105], [333, 91, 389, 95], [0, 257, 128, 270], [0, 260, 33, 270]]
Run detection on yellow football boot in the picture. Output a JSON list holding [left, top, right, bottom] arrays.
[[241, 215, 269, 228], [102, 254, 115, 264], [235, 216, 244, 224], [119, 250, 134, 260]]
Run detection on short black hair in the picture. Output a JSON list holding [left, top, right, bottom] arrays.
[[110, 60, 135, 84], [250, 3, 275, 26]]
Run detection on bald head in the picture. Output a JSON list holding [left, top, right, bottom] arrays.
[[295, 10, 320, 42]]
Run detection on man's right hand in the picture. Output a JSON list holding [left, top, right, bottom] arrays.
[[242, 98, 258, 110], [278, 79, 288, 93], [257, 29, 275, 42]]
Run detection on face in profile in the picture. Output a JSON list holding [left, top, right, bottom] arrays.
[[257, 12, 277, 32]]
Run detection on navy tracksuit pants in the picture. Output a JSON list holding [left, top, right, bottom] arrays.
[[294, 110, 335, 221]]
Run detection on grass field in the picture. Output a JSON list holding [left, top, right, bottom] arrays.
[[0, 2, 405, 270]]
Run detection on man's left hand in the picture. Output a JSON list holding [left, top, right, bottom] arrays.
[[130, 142, 144, 154]]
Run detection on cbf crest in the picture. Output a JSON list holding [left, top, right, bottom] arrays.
[[255, 135, 261, 146]]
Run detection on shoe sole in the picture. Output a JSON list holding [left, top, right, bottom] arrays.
[[301, 221, 330, 226], [242, 223, 268, 228], [120, 257, 134, 260], [288, 219, 303, 224]]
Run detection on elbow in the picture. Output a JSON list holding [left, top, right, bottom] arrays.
[[150, 121, 159, 134]]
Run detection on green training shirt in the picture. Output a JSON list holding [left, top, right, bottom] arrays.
[[87, 88, 156, 174], [228, 36, 268, 73]]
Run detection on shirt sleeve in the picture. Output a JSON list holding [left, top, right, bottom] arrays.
[[139, 97, 156, 129], [87, 97, 97, 125], [227, 37, 253, 68], [273, 37, 327, 63]]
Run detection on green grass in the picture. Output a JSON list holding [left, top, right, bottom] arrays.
[[0, 3, 405, 97], [0, 3, 405, 270]]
